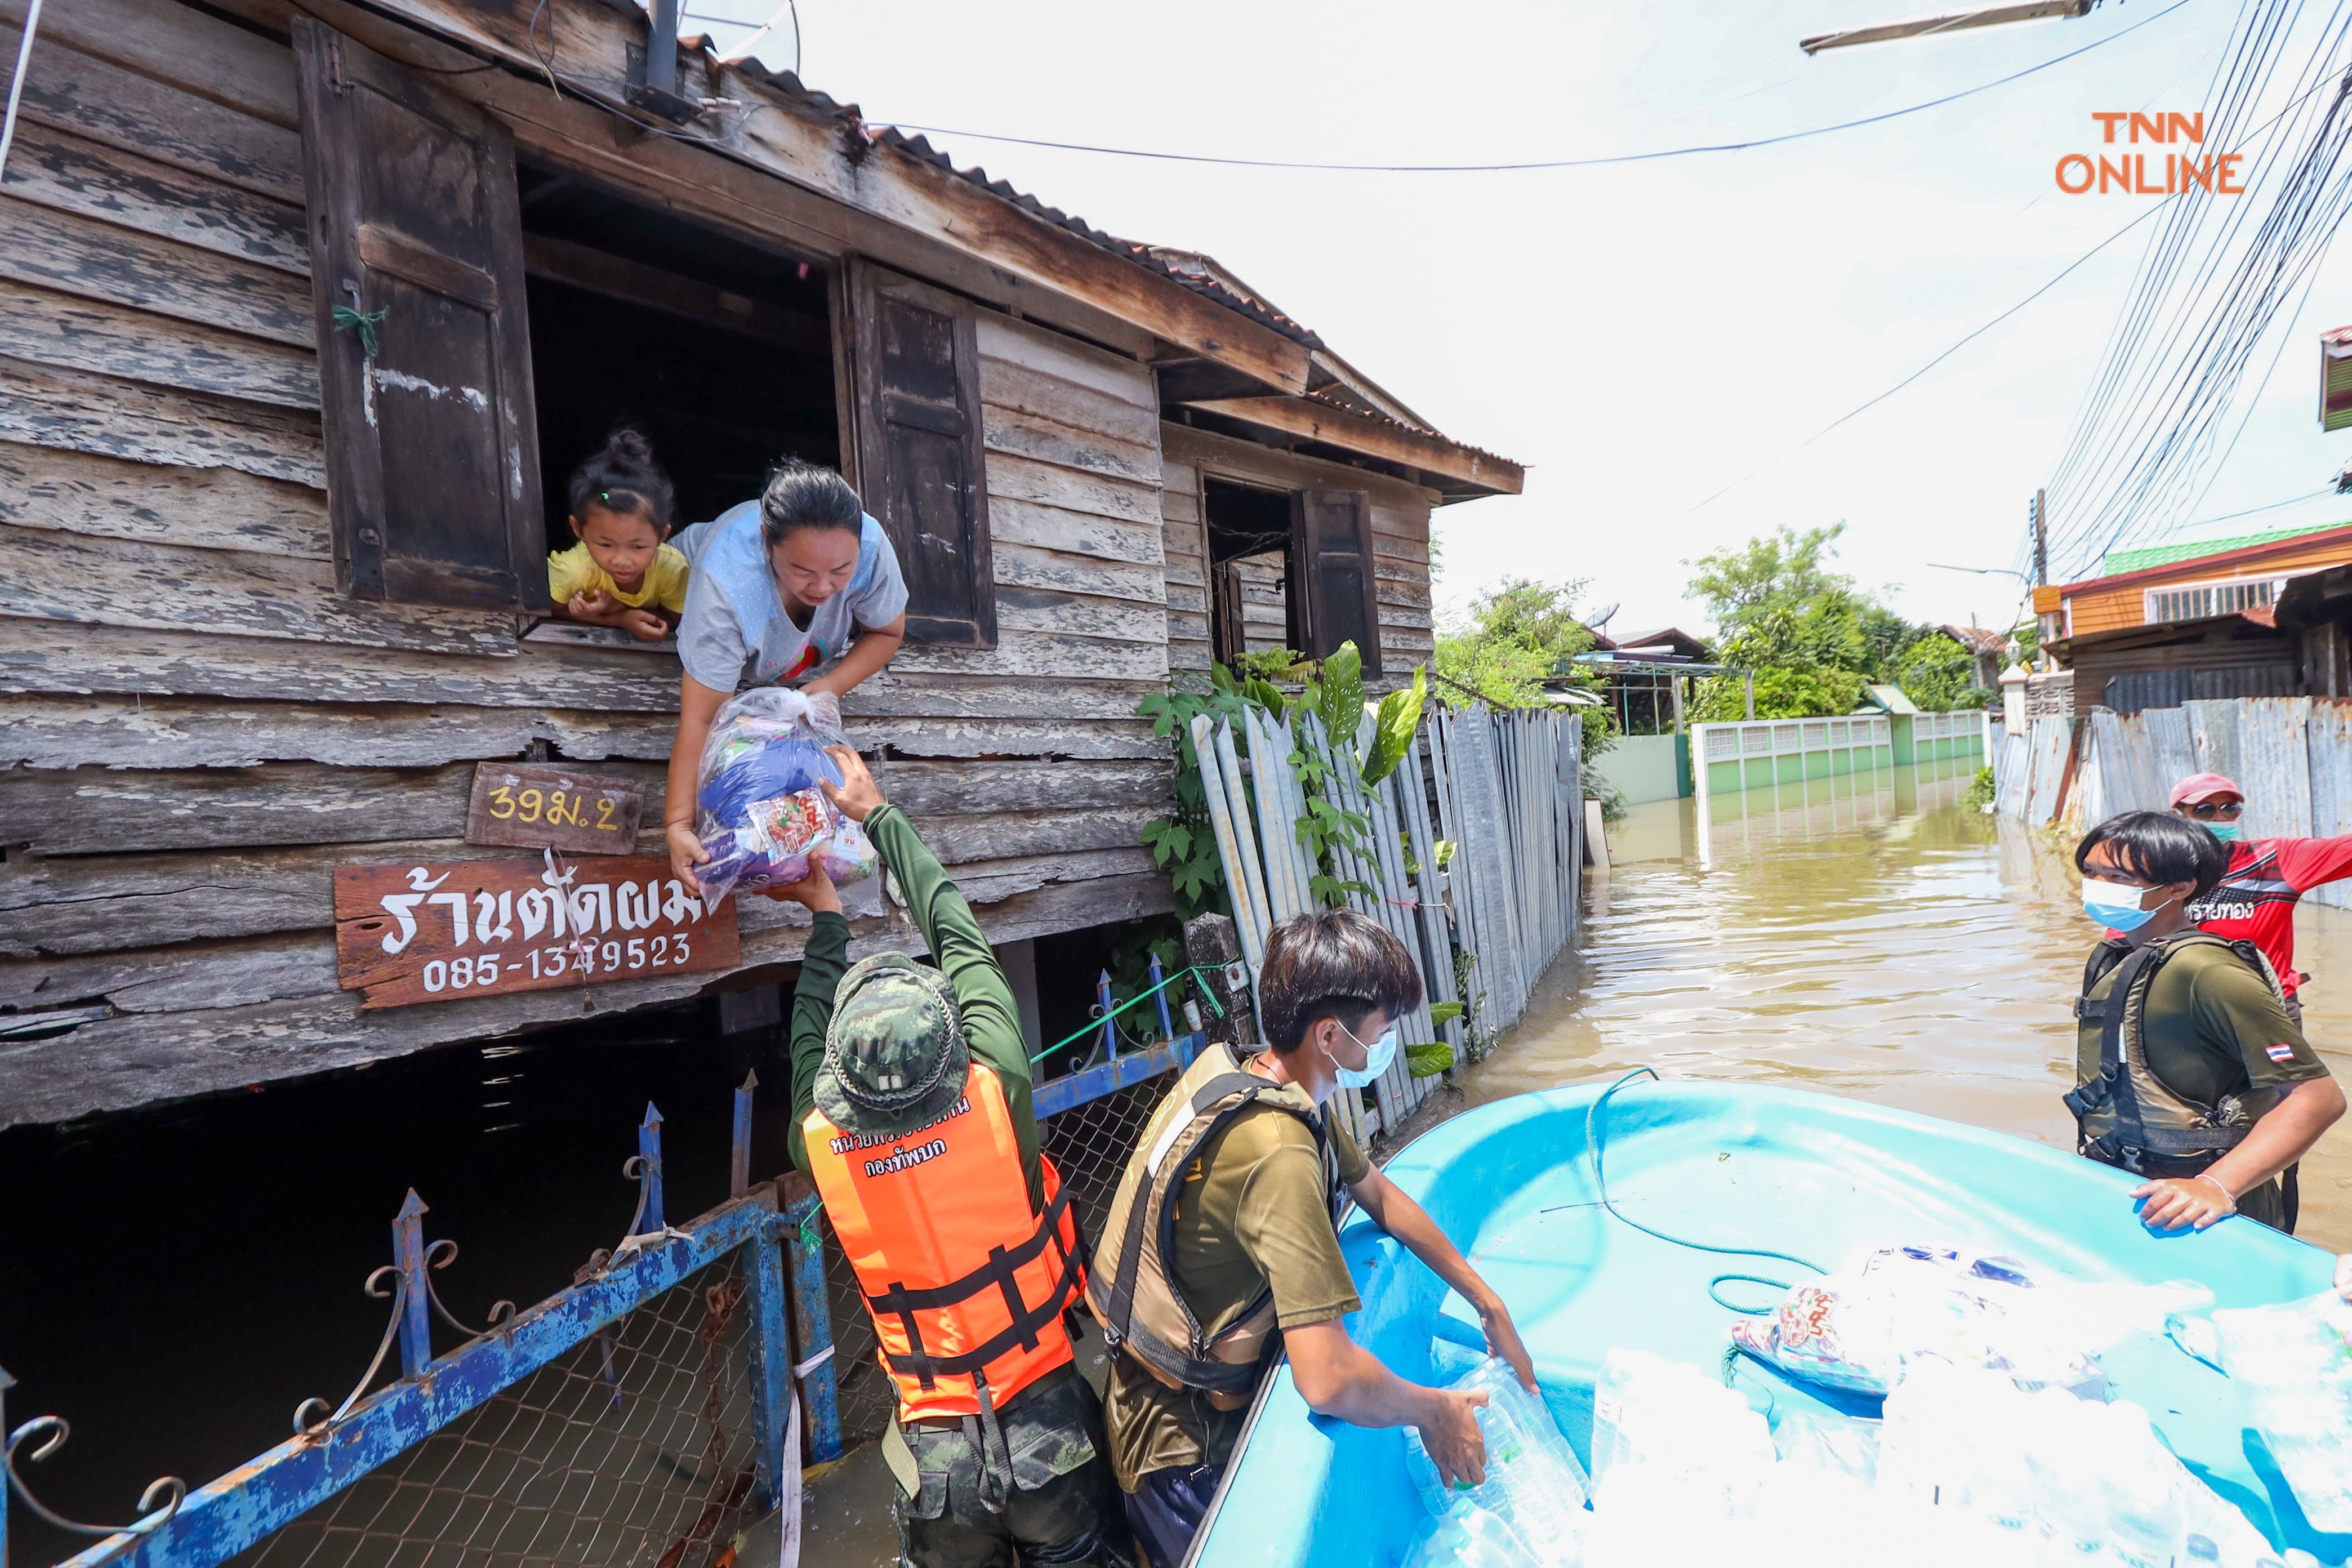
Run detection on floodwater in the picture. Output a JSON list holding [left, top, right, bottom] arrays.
[[1454, 755, 2352, 1255]]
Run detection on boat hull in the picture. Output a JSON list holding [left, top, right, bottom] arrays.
[[1193, 1079, 2347, 1566]]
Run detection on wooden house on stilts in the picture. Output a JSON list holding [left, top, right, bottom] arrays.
[[0, 0, 1522, 1127]]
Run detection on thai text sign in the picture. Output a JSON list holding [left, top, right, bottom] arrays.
[[465, 763, 643, 854], [334, 856, 738, 1009]]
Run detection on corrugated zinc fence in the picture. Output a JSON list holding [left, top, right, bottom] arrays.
[[1190, 702, 1583, 1142], [1991, 694, 2352, 910], [6, 1035, 1211, 1565]]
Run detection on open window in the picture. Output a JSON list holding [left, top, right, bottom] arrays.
[[1204, 478, 1379, 672], [516, 170, 840, 562]]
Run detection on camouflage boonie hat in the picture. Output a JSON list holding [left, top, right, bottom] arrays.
[[815, 952, 970, 1138]]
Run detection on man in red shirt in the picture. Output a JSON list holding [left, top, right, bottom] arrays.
[[2173, 770, 2352, 1026]]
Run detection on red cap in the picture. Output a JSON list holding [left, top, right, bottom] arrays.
[[2170, 772, 2243, 807]]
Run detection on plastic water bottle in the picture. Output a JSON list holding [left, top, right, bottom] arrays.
[[1402, 1358, 1587, 1557], [2097, 1404, 2184, 1568]]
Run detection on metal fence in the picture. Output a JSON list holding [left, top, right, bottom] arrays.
[[4, 1029, 1208, 1567], [5, 1090, 813, 1568], [1188, 701, 1582, 1138], [1991, 695, 2352, 910]]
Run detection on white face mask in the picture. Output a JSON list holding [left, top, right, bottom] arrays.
[[1324, 1018, 1398, 1091]]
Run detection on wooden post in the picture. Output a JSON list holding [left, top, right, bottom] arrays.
[[1183, 914, 1255, 1050]]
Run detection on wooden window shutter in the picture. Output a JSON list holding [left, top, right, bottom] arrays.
[[845, 261, 995, 648], [293, 19, 541, 610], [1291, 489, 1382, 675]]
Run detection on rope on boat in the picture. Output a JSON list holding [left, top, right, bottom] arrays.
[[1580, 1067, 1830, 1315]]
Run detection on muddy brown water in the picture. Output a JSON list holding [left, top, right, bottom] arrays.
[[1450, 755, 2352, 1255]]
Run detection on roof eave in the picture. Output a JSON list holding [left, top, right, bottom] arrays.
[[1178, 395, 1524, 498]]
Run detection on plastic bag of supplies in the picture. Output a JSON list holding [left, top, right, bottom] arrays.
[[692, 688, 877, 904]]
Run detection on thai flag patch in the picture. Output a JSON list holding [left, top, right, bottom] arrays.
[[2267, 1043, 2299, 1062]]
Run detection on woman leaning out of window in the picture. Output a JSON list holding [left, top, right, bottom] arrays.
[[663, 460, 907, 894]]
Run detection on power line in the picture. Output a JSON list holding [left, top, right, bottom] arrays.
[[881, 0, 2194, 175], [1685, 49, 2351, 517]]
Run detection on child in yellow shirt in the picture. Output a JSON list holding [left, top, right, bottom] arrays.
[[548, 429, 689, 642]]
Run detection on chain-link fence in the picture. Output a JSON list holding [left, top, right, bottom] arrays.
[[819, 1070, 1184, 1448], [8, 1067, 1191, 1568], [229, 1255, 756, 1568]]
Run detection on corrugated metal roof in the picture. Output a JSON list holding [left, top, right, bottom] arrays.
[[2100, 519, 2348, 576], [717, 59, 1327, 348]]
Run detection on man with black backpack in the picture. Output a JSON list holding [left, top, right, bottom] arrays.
[[2069, 810, 2345, 1234]]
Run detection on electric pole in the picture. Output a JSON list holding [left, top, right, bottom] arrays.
[[2030, 489, 2048, 587]]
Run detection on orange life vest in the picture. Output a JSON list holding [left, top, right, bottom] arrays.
[[801, 1060, 1084, 1420]]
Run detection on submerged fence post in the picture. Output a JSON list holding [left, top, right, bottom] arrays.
[[730, 1071, 757, 1200], [1096, 970, 1117, 1061], [637, 1103, 665, 1234], [393, 1190, 432, 1379], [1147, 955, 1173, 1042], [742, 1181, 794, 1513], [777, 1172, 843, 1463]]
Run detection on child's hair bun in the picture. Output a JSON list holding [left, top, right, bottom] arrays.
[[569, 424, 676, 531]]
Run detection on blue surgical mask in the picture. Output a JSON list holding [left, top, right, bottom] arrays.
[[2083, 877, 2161, 932], [2209, 822, 2243, 844], [1326, 1019, 1398, 1090]]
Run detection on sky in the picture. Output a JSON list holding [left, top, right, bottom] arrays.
[[677, 0, 2352, 643]]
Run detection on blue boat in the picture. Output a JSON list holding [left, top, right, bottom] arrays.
[[1192, 1077, 2349, 1566]]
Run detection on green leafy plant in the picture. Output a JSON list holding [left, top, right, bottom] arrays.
[[1361, 669, 1427, 787], [1406, 1040, 1455, 1078], [1428, 1000, 1464, 1027], [1137, 642, 1431, 914]]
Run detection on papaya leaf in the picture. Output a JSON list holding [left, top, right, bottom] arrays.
[[1406, 1041, 1454, 1078], [1360, 668, 1427, 786]]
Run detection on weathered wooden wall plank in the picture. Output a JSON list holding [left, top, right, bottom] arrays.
[[0, 805, 1166, 957], [0, 21, 304, 202], [0, 278, 318, 409], [994, 540, 1165, 607], [982, 407, 1159, 487], [890, 630, 1167, 680], [989, 496, 1163, 567], [977, 358, 1159, 448], [994, 586, 1166, 645], [974, 313, 1157, 409], [0, 440, 327, 555], [0, 522, 522, 654], [0, 695, 674, 768], [0, 194, 314, 347], [985, 452, 1162, 528], [0, 354, 324, 485], [0, 869, 1173, 1127], [1, 756, 1169, 856], [0, 0, 301, 130], [2, 121, 310, 275]]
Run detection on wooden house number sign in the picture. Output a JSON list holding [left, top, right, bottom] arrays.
[[465, 763, 643, 854], [335, 857, 738, 1009]]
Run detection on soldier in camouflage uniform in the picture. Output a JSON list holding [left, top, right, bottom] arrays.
[[774, 746, 1136, 1568]]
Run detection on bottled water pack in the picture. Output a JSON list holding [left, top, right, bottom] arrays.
[[1402, 1356, 1588, 1565], [2210, 1291, 2352, 1535]]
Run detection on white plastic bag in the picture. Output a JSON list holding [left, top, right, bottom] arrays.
[[2210, 1290, 2352, 1534], [691, 688, 878, 904], [1730, 1244, 2210, 1396]]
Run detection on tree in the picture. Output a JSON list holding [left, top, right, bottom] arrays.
[[1433, 577, 1616, 765], [1686, 524, 1989, 717]]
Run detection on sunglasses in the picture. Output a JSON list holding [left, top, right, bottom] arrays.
[[2179, 800, 2243, 821]]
